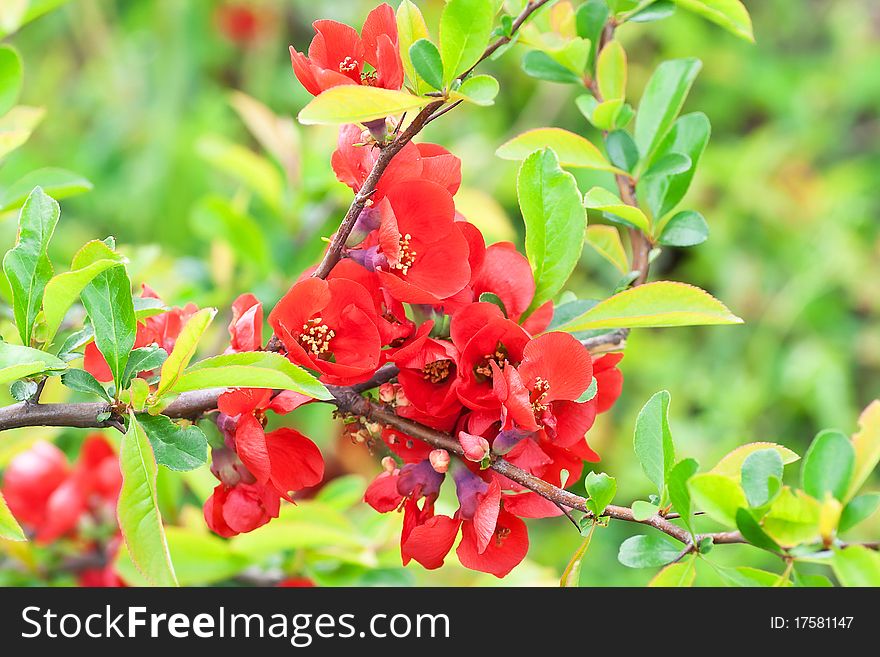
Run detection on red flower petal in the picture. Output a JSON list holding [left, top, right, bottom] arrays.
[[519, 332, 593, 402], [364, 470, 404, 512], [401, 514, 461, 570], [456, 509, 529, 578], [265, 428, 324, 496], [233, 414, 272, 485]]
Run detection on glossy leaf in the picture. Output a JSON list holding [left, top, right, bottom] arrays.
[[497, 127, 619, 172], [633, 390, 675, 499], [155, 307, 217, 397], [741, 448, 783, 508], [137, 413, 208, 471], [409, 38, 444, 90], [521, 50, 583, 84], [452, 74, 499, 106], [60, 368, 110, 401], [585, 471, 617, 516], [762, 488, 821, 547], [554, 281, 743, 332], [645, 112, 711, 218], [3, 187, 58, 345], [657, 210, 709, 247], [517, 149, 587, 310], [121, 346, 168, 389], [632, 500, 659, 521], [80, 264, 136, 390], [597, 40, 626, 101], [298, 86, 431, 125], [688, 473, 746, 527], [586, 225, 628, 274], [583, 186, 650, 232], [396, 0, 431, 94], [672, 0, 754, 42], [618, 533, 681, 568], [439, 0, 495, 85], [117, 414, 178, 586], [0, 341, 67, 385], [648, 560, 695, 587], [668, 457, 699, 534], [605, 130, 639, 172], [711, 442, 800, 478], [735, 508, 782, 553], [839, 493, 880, 534], [801, 429, 854, 502]]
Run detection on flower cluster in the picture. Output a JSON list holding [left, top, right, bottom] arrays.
[[197, 3, 624, 577]]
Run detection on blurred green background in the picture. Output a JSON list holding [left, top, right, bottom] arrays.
[[1, 0, 878, 586]]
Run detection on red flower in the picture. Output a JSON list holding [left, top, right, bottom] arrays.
[[217, 388, 324, 498], [371, 181, 471, 304], [227, 293, 263, 353], [451, 303, 531, 411], [268, 276, 382, 385], [290, 3, 403, 96], [593, 353, 624, 413], [216, 4, 266, 44], [1, 441, 68, 529], [204, 481, 281, 537], [456, 508, 528, 578], [332, 125, 461, 201]]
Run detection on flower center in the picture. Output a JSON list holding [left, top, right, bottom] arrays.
[[494, 525, 511, 547], [390, 233, 417, 275], [474, 342, 510, 380], [531, 376, 551, 414], [298, 317, 335, 358], [423, 359, 454, 384], [361, 71, 379, 86], [339, 56, 359, 73]]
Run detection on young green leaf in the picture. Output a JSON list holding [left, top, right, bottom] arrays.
[[554, 281, 743, 332], [668, 457, 699, 535], [118, 413, 178, 586], [597, 40, 626, 101], [648, 559, 696, 587], [583, 186, 651, 232], [10, 379, 37, 401], [586, 225, 628, 274], [632, 500, 659, 521], [0, 168, 93, 212], [0, 342, 67, 386], [3, 187, 59, 345], [741, 448, 783, 508], [645, 112, 711, 217], [521, 50, 583, 84], [154, 307, 217, 397], [585, 471, 617, 516], [0, 44, 23, 116], [560, 525, 595, 587], [629, 0, 676, 22], [618, 533, 681, 568], [575, 0, 609, 65], [298, 86, 431, 125], [634, 58, 702, 164], [633, 390, 675, 499], [439, 0, 495, 85], [672, 0, 754, 42], [711, 442, 800, 478], [761, 487, 821, 547], [604, 130, 639, 172], [173, 351, 331, 400], [517, 149, 587, 311], [409, 38, 445, 90], [846, 400, 880, 502], [452, 74, 499, 106], [60, 368, 111, 401], [657, 210, 709, 247], [137, 413, 208, 472], [687, 473, 746, 526], [839, 493, 880, 534], [0, 491, 25, 541], [80, 264, 136, 391], [121, 345, 168, 389], [397, 0, 431, 94], [831, 546, 880, 587], [735, 508, 782, 553], [497, 127, 619, 172], [801, 429, 855, 502]]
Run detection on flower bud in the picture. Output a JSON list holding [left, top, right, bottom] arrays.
[[458, 431, 490, 463], [429, 449, 450, 473], [378, 382, 396, 403], [381, 456, 397, 473]]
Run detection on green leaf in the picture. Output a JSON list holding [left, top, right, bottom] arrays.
[[618, 533, 681, 568], [688, 473, 746, 527], [130, 377, 150, 412], [839, 493, 880, 534], [409, 38, 444, 90], [517, 149, 587, 310], [585, 471, 617, 516], [741, 448, 783, 508], [632, 500, 659, 521], [497, 127, 619, 172], [645, 113, 711, 218], [452, 74, 499, 106], [439, 0, 495, 85], [718, 566, 788, 587], [478, 291, 507, 317], [175, 351, 331, 400], [117, 414, 178, 586], [597, 41, 626, 101], [583, 186, 650, 232], [42, 240, 123, 345], [648, 559, 695, 586], [121, 346, 168, 389], [672, 0, 754, 42], [560, 525, 595, 587], [297, 86, 431, 126], [0, 168, 93, 212], [575, 0, 609, 65], [629, 0, 676, 22], [831, 546, 880, 587], [522, 50, 583, 84], [801, 429, 855, 502], [3, 187, 59, 345], [762, 487, 821, 547], [154, 307, 217, 397], [116, 526, 247, 586], [0, 341, 67, 384], [555, 281, 743, 332], [136, 413, 208, 471], [668, 457, 699, 534], [634, 58, 702, 164], [846, 401, 880, 501], [657, 210, 708, 247], [0, 105, 45, 160], [643, 152, 692, 179], [80, 264, 136, 390], [0, 490, 25, 541], [60, 368, 110, 401], [633, 391, 675, 499], [10, 378, 37, 401], [735, 507, 782, 553], [711, 442, 800, 478], [586, 225, 628, 274], [0, 45, 23, 116], [605, 130, 639, 172], [397, 0, 431, 94]]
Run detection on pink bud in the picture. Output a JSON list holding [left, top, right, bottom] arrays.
[[378, 383, 396, 404], [458, 431, 490, 463], [381, 456, 397, 473], [394, 386, 410, 407], [429, 449, 450, 473]]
